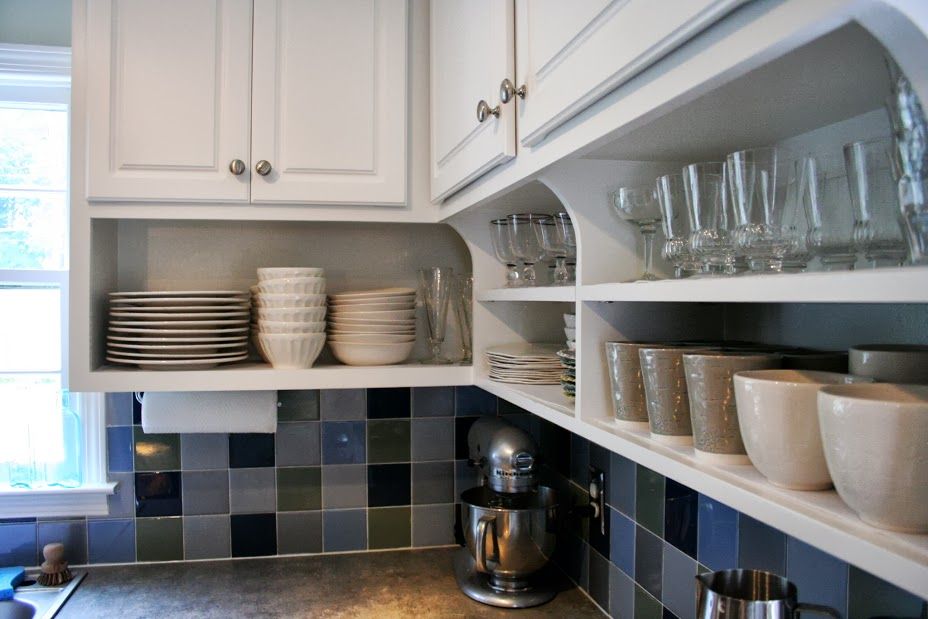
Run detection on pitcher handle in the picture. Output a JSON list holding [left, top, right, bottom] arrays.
[[796, 603, 842, 619], [475, 515, 496, 573]]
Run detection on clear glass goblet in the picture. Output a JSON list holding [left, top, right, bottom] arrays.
[[507, 213, 547, 286], [534, 215, 570, 285], [656, 173, 700, 278], [683, 162, 736, 276], [554, 212, 577, 283], [417, 266, 454, 365], [489, 218, 522, 287], [612, 185, 661, 281]]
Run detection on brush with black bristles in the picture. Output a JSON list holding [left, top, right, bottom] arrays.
[[37, 543, 72, 587]]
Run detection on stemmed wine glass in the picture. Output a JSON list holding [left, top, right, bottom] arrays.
[[417, 267, 453, 364], [489, 218, 522, 287], [612, 185, 661, 281], [553, 212, 576, 283], [507, 213, 547, 286], [534, 216, 570, 285]]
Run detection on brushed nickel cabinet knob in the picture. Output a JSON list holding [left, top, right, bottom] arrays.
[[255, 160, 272, 176], [476, 99, 500, 123], [229, 159, 246, 175]]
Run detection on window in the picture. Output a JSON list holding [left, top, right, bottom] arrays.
[[0, 44, 112, 517]]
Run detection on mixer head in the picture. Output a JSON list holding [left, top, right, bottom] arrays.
[[467, 417, 539, 494]]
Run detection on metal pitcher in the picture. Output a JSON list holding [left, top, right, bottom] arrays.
[[696, 569, 841, 619]]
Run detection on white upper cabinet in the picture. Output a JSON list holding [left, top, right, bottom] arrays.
[[514, 0, 745, 147], [85, 0, 253, 202], [251, 0, 407, 205], [429, 0, 516, 201]]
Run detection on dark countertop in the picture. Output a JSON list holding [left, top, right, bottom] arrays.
[[57, 548, 605, 618]]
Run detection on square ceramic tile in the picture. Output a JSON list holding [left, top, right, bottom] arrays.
[[454, 459, 480, 501], [410, 418, 453, 461], [37, 520, 87, 565], [230, 513, 276, 557], [454, 386, 496, 416], [412, 461, 454, 505], [635, 525, 663, 600], [412, 387, 454, 417], [277, 467, 321, 511], [322, 464, 367, 509], [412, 504, 455, 547], [636, 466, 665, 537], [105, 392, 133, 426], [0, 522, 35, 566], [135, 472, 183, 517], [228, 433, 275, 468], [321, 421, 366, 465], [133, 427, 180, 472], [664, 478, 697, 558], [368, 463, 410, 507], [277, 511, 322, 555], [102, 472, 135, 519], [609, 452, 636, 517], [275, 421, 321, 466], [320, 389, 366, 420], [610, 507, 635, 577], [786, 537, 848, 618], [368, 507, 410, 549], [454, 417, 478, 459], [367, 387, 411, 419], [635, 584, 663, 619], [183, 514, 230, 560], [609, 562, 636, 619], [180, 434, 229, 470], [107, 426, 133, 472], [554, 533, 589, 591], [589, 443, 610, 475], [87, 519, 135, 564], [697, 494, 738, 571], [662, 542, 698, 619], [588, 547, 610, 612], [848, 565, 925, 619], [277, 390, 320, 421], [570, 433, 590, 486], [229, 468, 277, 514], [323, 509, 366, 552], [132, 393, 142, 425], [538, 419, 571, 477], [367, 419, 410, 463], [181, 470, 228, 516], [567, 482, 591, 542], [136, 517, 183, 562], [738, 514, 786, 575]]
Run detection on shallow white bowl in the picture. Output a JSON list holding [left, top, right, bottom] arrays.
[[328, 308, 415, 321], [329, 317, 416, 327], [254, 307, 327, 322], [849, 344, 928, 383], [329, 340, 415, 366], [818, 383, 928, 533], [257, 267, 325, 281], [734, 369, 873, 490], [328, 301, 414, 313], [253, 293, 327, 308], [253, 277, 326, 295], [328, 333, 416, 344], [255, 332, 326, 369], [329, 287, 415, 300], [329, 294, 417, 307], [256, 320, 325, 334], [329, 324, 416, 335]]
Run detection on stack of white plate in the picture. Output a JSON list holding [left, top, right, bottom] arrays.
[[328, 287, 417, 365], [107, 291, 251, 370], [251, 268, 327, 369], [486, 343, 563, 384], [564, 313, 576, 351]]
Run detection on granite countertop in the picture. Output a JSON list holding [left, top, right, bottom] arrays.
[[57, 548, 604, 618]]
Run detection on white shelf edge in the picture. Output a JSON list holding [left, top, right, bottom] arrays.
[[579, 267, 928, 303], [475, 379, 575, 419], [81, 363, 474, 392], [477, 286, 577, 302]]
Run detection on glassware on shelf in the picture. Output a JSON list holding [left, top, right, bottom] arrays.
[[845, 137, 908, 267], [683, 162, 737, 276], [781, 158, 811, 273], [656, 173, 700, 278], [489, 218, 522, 287], [802, 155, 858, 271], [553, 212, 577, 284], [453, 273, 473, 364], [612, 185, 662, 281], [534, 216, 570, 285], [507, 213, 547, 286], [417, 266, 454, 365]]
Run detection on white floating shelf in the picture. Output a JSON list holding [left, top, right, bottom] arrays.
[[478, 286, 576, 302], [84, 363, 473, 393], [579, 267, 928, 304], [475, 379, 575, 418]]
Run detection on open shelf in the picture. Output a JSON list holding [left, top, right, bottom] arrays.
[[476, 379, 574, 419], [478, 286, 576, 302], [579, 267, 928, 304]]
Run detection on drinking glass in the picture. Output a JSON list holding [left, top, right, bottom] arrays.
[[454, 273, 473, 364], [844, 137, 907, 267], [683, 162, 736, 275], [507, 213, 547, 286], [781, 158, 811, 272], [554, 212, 577, 283], [417, 267, 454, 364], [534, 216, 569, 285], [656, 173, 700, 278], [802, 155, 857, 270], [613, 185, 661, 281], [489, 218, 522, 287]]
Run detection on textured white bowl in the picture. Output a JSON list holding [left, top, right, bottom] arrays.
[[328, 308, 415, 321], [329, 317, 416, 327], [256, 320, 326, 334], [253, 293, 327, 308], [329, 324, 416, 335], [254, 307, 327, 322], [329, 294, 417, 307], [255, 332, 325, 369], [328, 301, 414, 313], [257, 267, 325, 281], [734, 370, 873, 490], [818, 383, 928, 532], [849, 344, 928, 383], [253, 277, 326, 295], [328, 333, 416, 344], [329, 340, 415, 366]]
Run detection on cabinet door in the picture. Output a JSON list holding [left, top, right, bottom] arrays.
[[85, 0, 253, 202], [250, 0, 407, 205], [515, 0, 745, 147], [430, 0, 516, 202]]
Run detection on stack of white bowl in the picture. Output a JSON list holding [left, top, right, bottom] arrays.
[[327, 287, 417, 365], [251, 268, 327, 369]]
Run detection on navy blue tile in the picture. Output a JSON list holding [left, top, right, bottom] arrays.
[[454, 417, 479, 460], [609, 507, 635, 577], [635, 525, 663, 601], [367, 387, 410, 419], [106, 426, 134, 473], [412, 387, 454, 417], [554, 533, 589, 591], [786, 537, 848, 618], [230, 513, 277, 557], [609, 452, 636, 517], [538, 419, 570, 477], [502, 413, 540, 444], [132, 392, 142, 425], [663, 608, 681, 619], [0, 522, 36, 566], [37, 520, 87, 565], [454, 386, 496, 416], [589, 443, 610, 475], [321, 421, 366, 465], [228, 433, 275, 468], [323, 509, 367, 552], [589, 547, 610, 611], [664, 478, 697, 559], [570, 434, 590, 486], [368, 463, 411, 507], [135, 471, 182, 517], [87, 519, 135, 564], [738, 514, 786, 575], [697, 494, 738, 571]]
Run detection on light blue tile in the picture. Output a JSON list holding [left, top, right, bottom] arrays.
[[609, 507, 635, 577], [106, 426, 133, 473], [37, 520, 87, 566], [101, 471, 135, 519], [662, 542, 698, 619], [105, 393, 133, 426], [87, 519, 135, 564], [697, 494, 738, 571], [323, 509, 366, 552], [321, 421, 366, 465], [738, 515, 786, 575], [786, 537, 848, 618], [183, 514, 230, 560], [0, 523, 36, 566], [609, 561, 636, 619], [608, 452, 636, 517], [180, 434, 229, 470]]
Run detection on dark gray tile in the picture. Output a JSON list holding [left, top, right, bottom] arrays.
[[229, 468, 276, 514], [180, 434, 229, 470], [609, 562, 636, 619], [182, 470, 229, 516], [786, 537, 848, 618], [105, 393, 133, 426], [636, 466, 665, 537], [412, 461, 454, 505], [589, 547, 610, 612], [368, 506, 411, 549], [277, 390, 320, 421], [321, 389, 366, 420], [323, 509, 366, 552], [454, 460, 479, 501], [136, 517, 183, 562], [322, 464, 367, 509], [635, 525, 663, 601], [275, 421, 320, 466], [412, 504, 455, 547], [102, 472, 135, 519], [454, 386, 496, 416], [277, 468, 321, 511], [609, 452, 637, 517], [662, 542, 697, 619], [848, 565, 926, 619], [411, 418, 454, 461], [183, 514, 230, 560], [321, 421, 366, 465], [412, 387, 454, 417], [37, 520, 86, 566], [277, 511, 322, 555], [87, 519, 134, 564], [738, 515, 786, 575]]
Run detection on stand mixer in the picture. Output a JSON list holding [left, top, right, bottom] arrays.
[[454, 417, 560, 608]]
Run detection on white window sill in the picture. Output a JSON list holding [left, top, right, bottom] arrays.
[[0, 482, 117, 518]]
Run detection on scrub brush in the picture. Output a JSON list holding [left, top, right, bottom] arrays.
[[37, 543, 72, 587]]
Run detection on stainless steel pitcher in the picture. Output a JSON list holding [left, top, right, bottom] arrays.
[[696, 569, 841, 619]]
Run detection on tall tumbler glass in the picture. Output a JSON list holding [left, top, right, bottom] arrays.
[[454, 273, 473, 364], [534, 216, 569, 285], [844, 137, 907, 267], [781, 158, 811, 272], [553, 212, 577, 283], [417, 267, 454, 365], [802, 156, 857, 270], [489, 218, 522, 287], [656, 173, 700, 278], [613, 185, 662, 281], [507, 213, 547, 286], [683, 162, 736, 275]]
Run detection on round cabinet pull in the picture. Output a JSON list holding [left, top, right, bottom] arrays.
[[228, 159, 246, 175], [499, 78, 526, 104], [255, 160, 273, 176], [476, 99, 500, 123]]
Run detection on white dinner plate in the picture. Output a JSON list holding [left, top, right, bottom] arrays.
[[105, 348, 246, 359], [326, 301, 413, 312], [106, 353, 249, 370], [328, 295, 416, 307], [485, 343, 562, 359], [108, 326, 250, 336], [107, 341, 248, 351], [109, 303, 250, 312], [109, 297, 250, 307], [328, 287, 415, 300], [328, 309, 416, 320], [329, 325, 416, 334], [107, 334, 248, 344], [109, 319, 250, 327], [109, 290, 247, 297], [329, 317, 416, 326], [110, 311, 250, 320]]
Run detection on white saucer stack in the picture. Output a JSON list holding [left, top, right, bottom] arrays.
[[327, 287, 417, 365], [486, 343, 563, 384], [251, 268, 327, 369], [107, 290, 251, 370]]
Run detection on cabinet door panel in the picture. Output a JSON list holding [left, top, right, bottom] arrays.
[[85, 0, 252, 202], [515, 0, 745, 146], [430, 0, 515, 202], [251, 0, 407, 205]]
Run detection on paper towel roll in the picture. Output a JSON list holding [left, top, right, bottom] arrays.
[[141, 391, 277, 434]]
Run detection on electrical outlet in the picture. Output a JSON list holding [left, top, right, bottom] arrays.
[[589, 466, 606, 537]]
